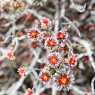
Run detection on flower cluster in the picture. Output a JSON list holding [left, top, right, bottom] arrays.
[[16, 17, 77, 91], [28, 17, 77, 91]]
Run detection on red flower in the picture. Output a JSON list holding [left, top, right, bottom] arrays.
[[41, 18, 49, 25], [6, 50, 15, 60], [57, 30, 68, 41], [40, 17, 51, 29], [68, 54, 77, 66], [28, 30, 39, 39], [31, 41, 39, 48], [40, 72, 50, 82], [57, 74, 70, 87], [48, 52, 61, 67], [57, 32, 65, 39], [48, 55, 58, 65], [47, 39, 57, 47], [17, 67, 26, 77], [42, 18, 49, 26]]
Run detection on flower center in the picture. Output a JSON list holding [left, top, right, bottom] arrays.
[[40, 73, 50, 82], [49, 55, 58, 65], [58, 74, 70, 86]]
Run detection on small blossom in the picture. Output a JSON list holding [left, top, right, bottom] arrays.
[[57, 74, 70, 87], [47, 39, 56, 47], [68, 54, 77, 67], [54, 72, 74, 90], [6, 50, 15, 60], [40, 17, 51, 29], [28, 30, 39, 39], [57, 32, 65, 39], [48, 54, 58, 65], [24, 88, 33, 95], [56, 30, 68, 41], [40, 72, 50, 83], [31, 41, 39, 48], [45, 38, 57, 48], [47, 52, 61, 67], [17, 66, 26, 77]]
